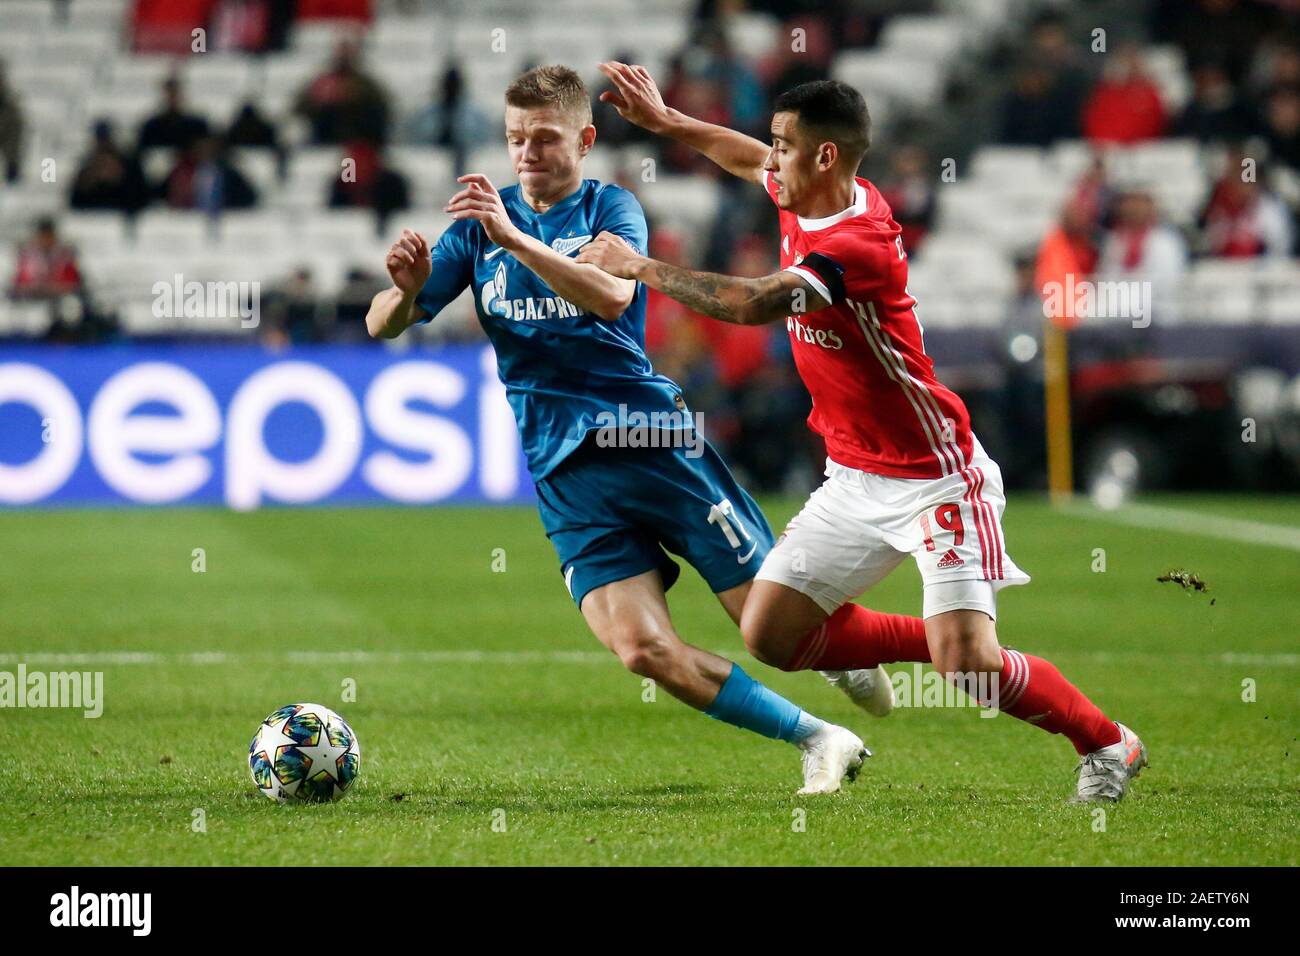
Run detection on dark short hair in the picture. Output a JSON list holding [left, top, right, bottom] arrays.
[[772, 80, 871, 169]]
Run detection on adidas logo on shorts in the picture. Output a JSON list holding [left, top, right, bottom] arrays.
[[936, 548, 964, 570]]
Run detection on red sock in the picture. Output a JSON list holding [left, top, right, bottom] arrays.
[[993, 649, 1121, 755], [783, 603, 930, 672]]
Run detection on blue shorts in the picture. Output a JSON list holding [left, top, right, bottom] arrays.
[[535, 437, 774, 609]]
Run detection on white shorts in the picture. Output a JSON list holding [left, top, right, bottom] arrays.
[[755, 440, 1030, 620]]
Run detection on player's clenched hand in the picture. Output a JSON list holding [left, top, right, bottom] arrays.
[[386, 229, 431, 295], [597, 61, 671, 133], [446, 174, 524, 250], [575, 231, 642, 279]]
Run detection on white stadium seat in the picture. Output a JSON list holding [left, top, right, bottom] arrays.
[[833, 50, 944, 110], [300, 209, 380, 254], [2, 0, 57, 33], [38, 31, 115, 71], [1143, 45, 1191, 113], [61, 212, 132, 253], [181, 54, 263, 106], [217, 210, 293, 254], [1185, 260, 1264, 324], [463, 146, 516, 191], [134, 210, 217, 254], [226, 149, 280, 198], [726, 12, 782, 60], [0, 300, 55, 336], [970, 146, 1047, 186], [387, 145, 455, 208], [880, 15, 968, 61], [65, 0, 129, 33]]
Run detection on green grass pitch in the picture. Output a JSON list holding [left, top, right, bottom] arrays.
[[0, 494, 1296, 866]]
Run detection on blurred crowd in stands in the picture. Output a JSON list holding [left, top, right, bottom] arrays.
[[3, 0, 1300, 490]]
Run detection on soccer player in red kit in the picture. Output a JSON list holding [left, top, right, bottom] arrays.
[[579, 62, 1147, 803]]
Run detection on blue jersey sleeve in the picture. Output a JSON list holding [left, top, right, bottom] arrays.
[[593, 185, 649, 257], [414, 220, 476, 322]]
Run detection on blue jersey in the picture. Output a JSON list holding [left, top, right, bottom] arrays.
[[415, 178, 687, 480]]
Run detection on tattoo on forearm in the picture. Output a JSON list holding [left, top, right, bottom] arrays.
[[651, 264, 738, 321], [648, 264, 794, 325]]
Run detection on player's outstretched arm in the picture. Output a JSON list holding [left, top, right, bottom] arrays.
[[366, 229, 431, 338], [597, 61, 769, 186], [577, 231, 829, 326]]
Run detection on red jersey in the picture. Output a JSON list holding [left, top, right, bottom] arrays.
[[766, 171, 975, 479]]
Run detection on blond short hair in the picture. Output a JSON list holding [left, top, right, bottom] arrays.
[[504, 65, 593, 128]]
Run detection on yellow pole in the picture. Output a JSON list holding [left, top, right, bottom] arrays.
[[1043, 318, 1073, 505]]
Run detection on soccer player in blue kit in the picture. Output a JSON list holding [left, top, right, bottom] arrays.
[[366, 66, 896, 793]]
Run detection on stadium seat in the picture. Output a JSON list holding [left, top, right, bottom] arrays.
[[1048, 140, 1105, 183], [78, 252, 173, 302], [463, 147, 516, 191], [0, 188, 65, 238], [1264, 284, 1300, 324], [369, 60, 437, 119], [387, 146, 455, 208], [181, 54, 263, 105], [938, 0, 1016, 37], [1186, 260, 1263, 324], [139, 147, 178, 184], [833, 50, 944, 111], [103, 54, 180, 104], [84, 89, 157, 135], [0, 300, 55, 337], [38, 30, 114, 71], [65, 0, 130, 34], [134, 210, 218, 254], [1, 0, 56, 33], [226, 149, 281, 199], [300, 209, 381, 254], [280, 146, 346, 212], [291, 20, 366, 59], [1143, 45, 1192, 113], [880, 15, 968, 62], [725, 12, 782, 60], [61, 213, 133, 253], [6, 62, 95, 103], [934, 181, 1000, 234], [217, 210, 293, 254], [970, 145, 1047, 186], [260, 55, 322, 117]]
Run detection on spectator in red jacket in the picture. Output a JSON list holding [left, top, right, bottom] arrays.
[[879, 145, 936, 253], [295, 38, 390, 145], [1082, 45, 1167, 144], [209, 0, 271, 53], [1199, 152, 1295, 257], [11, 218, 83, 300], [327, 139, 409, 229]]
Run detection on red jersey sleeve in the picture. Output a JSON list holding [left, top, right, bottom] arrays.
[[789, 227, 897, 307]]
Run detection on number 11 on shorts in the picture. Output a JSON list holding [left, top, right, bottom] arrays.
[[708, 498, 757, 563]]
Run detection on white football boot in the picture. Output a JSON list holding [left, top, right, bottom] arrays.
[[1070, 722, 1148, 803], [796, 724, 870, 795], [820, 667, 895, 717]]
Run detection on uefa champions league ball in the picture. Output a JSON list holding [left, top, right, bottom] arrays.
[[249, 703, 361, 803]]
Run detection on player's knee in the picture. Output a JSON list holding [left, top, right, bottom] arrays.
[[930, 626, 1001, 677], [739, 610, 795, 669], [612, 627, 680, 679]]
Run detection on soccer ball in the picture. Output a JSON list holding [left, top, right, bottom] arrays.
[[248, 703, 361, 803]]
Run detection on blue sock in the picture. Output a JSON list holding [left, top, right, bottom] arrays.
[[705, 662, 824, 743]]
